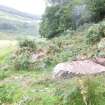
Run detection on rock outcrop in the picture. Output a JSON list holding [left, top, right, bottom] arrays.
[[53, 59, 105, 79], [93, 57, 105, 66]]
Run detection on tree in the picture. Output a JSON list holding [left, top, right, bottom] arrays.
[[39, 2, 73, 38], [86, 0, 105, 22]]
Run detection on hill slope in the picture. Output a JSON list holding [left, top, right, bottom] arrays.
[[0, 5, 41, 21], [0, 5, 40, 39]]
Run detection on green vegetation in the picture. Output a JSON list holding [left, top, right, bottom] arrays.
[[0, 68, 105, 105], [0, 83, 23, 104], [40, 0, 87, 38], [86, 21, 105, 44], [40, 0, 105, 38], [0, 28, 103, 104], [1, 0, 105, 105], [1, 22, 105, 105], [86, 0, 105, 22], [19, 39, 37, 50], [40, 2, 73, 38]]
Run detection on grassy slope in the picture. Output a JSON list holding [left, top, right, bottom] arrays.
[[0, 29, 105, 105]]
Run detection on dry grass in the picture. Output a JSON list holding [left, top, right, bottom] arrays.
[[0, 40, 17, 49]]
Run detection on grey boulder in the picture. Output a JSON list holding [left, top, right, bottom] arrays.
[[53, 60, 105, 79]]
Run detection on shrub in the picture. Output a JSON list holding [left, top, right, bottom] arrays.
[[19, 39, 37, 51], [9, 42, 32, 70], [12, 51, 46, 71], [13, 50, 31, 70], [86, 22, 105, 44], [98, 38, 105, 49], [10, 45, 44, 71], [9, 39, 38, 70]]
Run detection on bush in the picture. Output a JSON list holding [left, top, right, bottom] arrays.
[[86, 22, 105, 44], [98, 38, 105, 49], [10, 43, 44, 70], [19, 39, 37, 51], [13, 50, 31, 70], [11, 49, 46, 71], [9, 39, 38, 70]]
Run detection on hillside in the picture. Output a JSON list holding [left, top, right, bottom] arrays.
[[1, 0, 105, 105], [0, 5, 41, 21], [1, 22, 105, 105], [0, 5, 40, 39]]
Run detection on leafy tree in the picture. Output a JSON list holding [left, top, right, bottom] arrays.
[[86, 0, 105, 22], [39, 2, 74, 38], [40, 6, 61, 38]]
